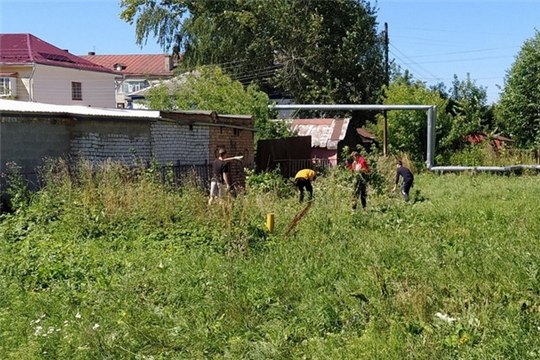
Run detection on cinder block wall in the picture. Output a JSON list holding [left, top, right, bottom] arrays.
[[1, 113, 254, 194], [0, 116, 72, 189], [70, 121, 153, 164], [151, 122, 209, 165]]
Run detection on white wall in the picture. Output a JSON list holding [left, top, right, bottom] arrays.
[[31, 64, 116, 108]]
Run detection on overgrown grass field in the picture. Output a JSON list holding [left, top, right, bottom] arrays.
[[2, 160, 540, 359]]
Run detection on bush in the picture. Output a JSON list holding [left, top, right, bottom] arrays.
[[245, 167, 295, 198], [1, 162, 33, 213]]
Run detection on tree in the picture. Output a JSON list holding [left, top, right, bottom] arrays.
[[120, 0, 386, 106], [441, 74, 492, 150], [375, 76, 450, 165], [142, 66, 291, 141], [495, 30, 540, 148]]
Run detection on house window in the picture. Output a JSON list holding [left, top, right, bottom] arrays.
[[72, 82, 82, 100], [122, 79, 149, 94], [0, 77, 17, 97], [234, 129, 241, 136]]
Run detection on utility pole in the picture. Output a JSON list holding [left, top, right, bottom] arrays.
[[383, 22, 389, 156]]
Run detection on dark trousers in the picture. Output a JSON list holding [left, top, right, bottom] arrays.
[[353, 177, 367, 210], [401, 181, 412, 202], [295, 178, 313, 202]]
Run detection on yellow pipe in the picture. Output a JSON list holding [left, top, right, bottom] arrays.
[[266, 213, 275, 233]]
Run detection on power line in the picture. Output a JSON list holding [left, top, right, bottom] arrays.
[[389, 44, 442, 82], [406, 46, 520, 59]]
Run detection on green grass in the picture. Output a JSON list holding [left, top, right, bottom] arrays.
[[2, 161, 540, 359]]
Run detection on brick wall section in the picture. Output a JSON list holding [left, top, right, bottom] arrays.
[[70, 121, 152, 165], [1, 111, 255, 192], [162, 110, 255, 187], [208, 116, 254, 188], [151, 122, 209, 165]]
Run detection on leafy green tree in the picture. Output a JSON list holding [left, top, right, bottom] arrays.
[[495, 30, 540, 148], [143, 66, 290, 141], [375, 76, 450, 166], [378, 68, 497, 165], [120, 0, 386, 105], [441, 74, 491, 150]]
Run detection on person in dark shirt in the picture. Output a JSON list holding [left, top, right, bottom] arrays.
[[208, 148, 243, 205], [392, 160, 414, 202]]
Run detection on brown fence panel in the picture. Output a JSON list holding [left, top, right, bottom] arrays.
[[256, 136, 312, 177], [273, 158, 334, 178]]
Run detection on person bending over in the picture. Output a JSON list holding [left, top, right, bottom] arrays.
[[294, 169, 317, 203], [392, 160, 414, 202]]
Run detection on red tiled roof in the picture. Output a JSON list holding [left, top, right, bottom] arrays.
[[467, 133, 514, 144], [0, 33, 114, 74], [79, 54, 176, 77]]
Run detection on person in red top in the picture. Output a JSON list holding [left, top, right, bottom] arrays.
[[349, 151, 370, 210]]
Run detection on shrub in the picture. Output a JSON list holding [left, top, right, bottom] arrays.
[[245, 167, 295, 198], [1, 162, 33, 213]]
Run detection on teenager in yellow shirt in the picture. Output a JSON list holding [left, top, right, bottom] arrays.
[[294, 169, 317, 203]]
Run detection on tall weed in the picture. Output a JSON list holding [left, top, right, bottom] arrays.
[[1, 158, 540, 358]]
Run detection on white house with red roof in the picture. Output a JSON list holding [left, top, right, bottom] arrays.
[[79, 52, 177, 108], [0, 33, 117, 107]]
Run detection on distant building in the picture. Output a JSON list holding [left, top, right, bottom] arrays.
[[0, 33, 117, 107], [466, 132, 514, 151], [80, 53, 178, 109]]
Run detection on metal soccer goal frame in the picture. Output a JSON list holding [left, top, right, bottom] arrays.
[[272, 104, 437, 169]]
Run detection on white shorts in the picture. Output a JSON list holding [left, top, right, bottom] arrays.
[[210, 181, 224, 197]]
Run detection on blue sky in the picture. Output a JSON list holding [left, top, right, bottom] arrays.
[[1, 0, 539, 104]]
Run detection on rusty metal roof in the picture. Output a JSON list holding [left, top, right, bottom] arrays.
[[0, 34, 115, 74], [289, 118, 350, 150], [79, 53, 177, 77], [356, 127, 376, 140], [467, 133, 513, 143]]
